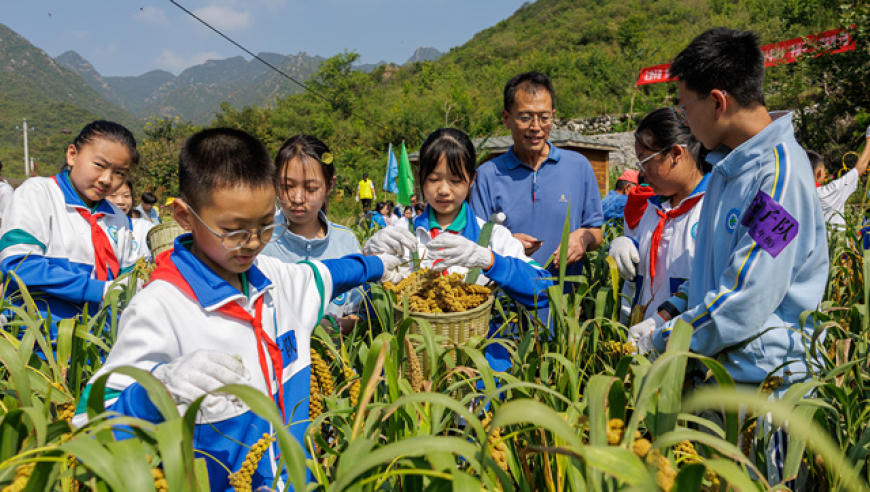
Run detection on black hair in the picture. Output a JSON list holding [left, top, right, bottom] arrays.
[[130, 209, 142, 219], [418, 128, 477, 201], [140, 192, 157, 204], [363, 173, 369, 179], [503, 71, 556, 112], [386, 200, 394, 210], [635, 108, 711, 173], [374, 201, 388, 214], [275, 135, 334, 213], [615, 180, 633, 192], [807, 150, 824, 172], [72, 120, 140, 167], [179, 128, 274, 209], [403, 206, 413, 213], [121, 178, 134, 199], [669, 27, 766, 108], [414, 203, 425, 214]]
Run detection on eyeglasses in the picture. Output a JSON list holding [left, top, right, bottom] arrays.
[[671, 90, 727, 124], [637, 146, 672, 172], [508, 112, 555, 127], [185, 203, 286, 251], [277, 184, 326, 206]]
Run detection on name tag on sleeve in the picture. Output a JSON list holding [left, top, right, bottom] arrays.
[[740, 190, 799, 258]]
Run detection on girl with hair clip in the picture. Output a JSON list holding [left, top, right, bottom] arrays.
[[0, 120, 139, 340], [608, 108, 711, 350], [261, 135, 366, 334], [107, 178, 154, 260], [364, 128, 553, 372]]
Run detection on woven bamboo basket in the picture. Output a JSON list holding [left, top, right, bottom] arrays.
[[396, 292, 495, 380], [146, 220, 185, 257]]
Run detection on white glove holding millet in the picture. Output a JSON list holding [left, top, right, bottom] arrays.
[[426, 233, 493, 271]]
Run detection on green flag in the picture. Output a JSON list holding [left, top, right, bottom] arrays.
[[397, 141, 415, 206]]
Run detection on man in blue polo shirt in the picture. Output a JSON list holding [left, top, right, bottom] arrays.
[[470, 71, 604, 290]]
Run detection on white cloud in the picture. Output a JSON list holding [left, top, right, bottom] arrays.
[[191, 4, 253, 31], [135, 7, 170, 27], [155, 49, 225, 73]]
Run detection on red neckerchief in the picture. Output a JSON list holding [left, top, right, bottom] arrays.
[[149, 251, 286, 421], [625, 186, 656, 230], [648, 194, 703, 287], [75, 208, 119, 281]]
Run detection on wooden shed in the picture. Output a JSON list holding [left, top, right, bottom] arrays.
[[409, 129, 618, 197]]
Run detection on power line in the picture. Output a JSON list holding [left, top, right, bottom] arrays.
[[167, 0, 388, 131]]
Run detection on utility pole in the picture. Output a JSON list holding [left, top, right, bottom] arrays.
[[16, 118, 35, 176]]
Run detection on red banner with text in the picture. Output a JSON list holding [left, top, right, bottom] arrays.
[[636, 28, 857, 86]]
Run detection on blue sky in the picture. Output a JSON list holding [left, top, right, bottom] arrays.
[[3, 0, 532, 77]]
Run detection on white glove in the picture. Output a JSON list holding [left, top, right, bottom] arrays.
[[364, 226, 417, 256], [628, 314, 665, 355], [427, 233, 493, 271], [866, 124, 870, 138], [609, 236, 640, 281], [377, 254, 404, 284], [152, 350, 251, 416]]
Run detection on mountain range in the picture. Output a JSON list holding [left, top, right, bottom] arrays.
[[55, 46, 442, 125], [0, 18, 442, 176]]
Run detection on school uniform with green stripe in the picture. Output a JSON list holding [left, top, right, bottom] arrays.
[[76, 234, 384, 491], [652, 113, 828, 385], [0, 171, 137, 338]]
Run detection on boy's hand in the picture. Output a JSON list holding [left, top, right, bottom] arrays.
[[152, 350, 251, 415], [427, 233, 493, 270], [628, 314, 666, 355], [365, 226, 417, 256], [377, 255, 404, 284]]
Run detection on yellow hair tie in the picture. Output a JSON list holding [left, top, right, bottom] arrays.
[[321, 152, 334, 165]]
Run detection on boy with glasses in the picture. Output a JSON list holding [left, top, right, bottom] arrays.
[[628, 28, 828, 487], [79, 128, 402, 490]]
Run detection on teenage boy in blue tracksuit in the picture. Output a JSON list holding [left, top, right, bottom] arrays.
[[628, 28, 828, 486]]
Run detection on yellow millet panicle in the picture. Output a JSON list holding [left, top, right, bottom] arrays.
[[605, 340, 636, 357], [152, 468, 168, 492], [387, 268, 492, 313], [647, 450, 676, 492], [761, 376, 784, 394], [311, 350, 334, 396], [606, 418, 625, 445], [344, 366, 360, 406], [228, 433, 275, 492], [309, 371, 323, 421], [481, 413, 509, 472], [675, 440, 702, 465], [1, 462, 35, 492], [632, 438, 652, 458], [404, 337, 423, 392], [701, 467, 721, 492], [741, 421, 757, 457]]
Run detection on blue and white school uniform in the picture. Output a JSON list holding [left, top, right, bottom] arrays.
[[261, 210, 365, 320], [131, 217, 154, 260], [408, 203, 552, 371], [0, 170, 137, 336], [619, 176, 708, 322], [78, 234, 384, 491], [653, 113, 828, 385]]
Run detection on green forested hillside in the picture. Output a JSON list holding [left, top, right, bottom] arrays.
[[198, 0, 863, 198], [0, 24, 142, 179]]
